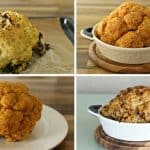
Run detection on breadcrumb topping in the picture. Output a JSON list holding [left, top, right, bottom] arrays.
[[96, 1, 150, 48], [0, 82, 42, 141], [100, 86, 150, 123]]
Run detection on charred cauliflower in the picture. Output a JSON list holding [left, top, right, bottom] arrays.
[[0, 10, 49, 73], [0, 82, 42, 141], [96, 1, 150, 48]]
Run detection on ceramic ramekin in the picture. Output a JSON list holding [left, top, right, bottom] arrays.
[[88, 105, 150, 141], [92, 25, 150, 64]]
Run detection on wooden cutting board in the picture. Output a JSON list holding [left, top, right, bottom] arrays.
[[95, 126, 150, 150], [89, 42, 150, 74], [0, 0, 73, 18], [20, 18, 74, 74]]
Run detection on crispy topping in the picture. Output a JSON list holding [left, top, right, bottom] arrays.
[[100, 86, 150, 123], [96, 1, 150, 48]]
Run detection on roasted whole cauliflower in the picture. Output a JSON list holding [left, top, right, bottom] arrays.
[[96, 1, 150, 48], [0, 82, 42, 141], [0, 10, 49, 73], [100, 86, 150, 123]]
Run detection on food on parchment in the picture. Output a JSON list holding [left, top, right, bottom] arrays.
[[0, 10, 50, 73]]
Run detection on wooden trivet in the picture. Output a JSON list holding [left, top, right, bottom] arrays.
[[89, 42, 150, 73], [95, 126, 150, 150]]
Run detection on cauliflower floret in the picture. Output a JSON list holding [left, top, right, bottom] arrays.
[[0, 82, 42, 141], [115, 31, 143, 48], [97, 17, 128, 44], [124, 11, 143, 30], [96, 1, 150, 48], [137, 17, 150, 47]]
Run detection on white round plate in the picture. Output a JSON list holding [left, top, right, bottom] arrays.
[[0, 105, 68, 150]]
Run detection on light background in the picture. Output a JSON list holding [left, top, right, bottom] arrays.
[[77, 76, 150, 93]]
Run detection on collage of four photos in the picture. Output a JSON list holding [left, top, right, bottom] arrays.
[[0, 0, 149, 150]]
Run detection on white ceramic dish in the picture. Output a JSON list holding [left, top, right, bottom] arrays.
[[0, 105, 68, 150], [92, 25, 150, 64], [88, 105, 150, 141]]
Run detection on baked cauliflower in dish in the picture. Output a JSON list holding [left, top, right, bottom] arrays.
[[0, 10, 49, 73], [96, 1, 150, 48], [100, 86, 150, 123], [0, 81, 42, 141]]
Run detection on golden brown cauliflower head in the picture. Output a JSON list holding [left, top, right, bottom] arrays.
[[0, 10, 40, 71], [0, 82, 42, 141], [96, 1, 150, 48], [100, 86, 150, 123]]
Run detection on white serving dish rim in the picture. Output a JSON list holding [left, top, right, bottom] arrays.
[[92, 24, 150, 52], [98, 106, 150, 125]]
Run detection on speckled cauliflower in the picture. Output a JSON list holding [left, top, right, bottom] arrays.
[[96, 1, 150, 48], [100, 86, 150, 123], [0, 82, 42, 141], [0, 10, 48, 73]]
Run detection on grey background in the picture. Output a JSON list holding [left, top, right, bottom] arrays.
[[77, 76, 150, 93]]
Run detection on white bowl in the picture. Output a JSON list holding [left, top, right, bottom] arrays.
[[88, 105, 150, 141], [92, 25, 150, 64]]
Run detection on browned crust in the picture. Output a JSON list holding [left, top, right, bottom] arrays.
[[100, 86, 150, 123]]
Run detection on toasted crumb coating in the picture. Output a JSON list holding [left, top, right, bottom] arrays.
[[96, 1, 150, 48], [137, 17, 150, 47], [0, 10, 39, 69], [115, 31, 143, 48], [100, 86, 150, 123], [0, 82, 42, 141]]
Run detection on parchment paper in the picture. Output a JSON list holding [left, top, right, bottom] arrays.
[[21, 18, 74, 74]]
